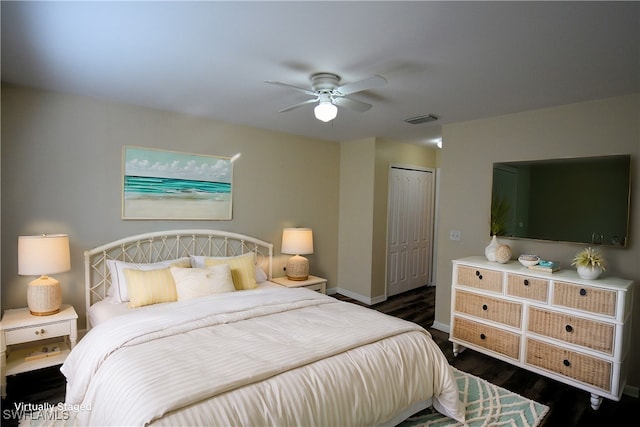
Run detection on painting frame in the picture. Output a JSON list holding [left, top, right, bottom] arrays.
[[122, 146, 233, 220]]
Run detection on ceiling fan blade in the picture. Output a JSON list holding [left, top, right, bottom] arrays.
[[278, 98, 318, 113], [333, 96, 372, 112], [336, 75, 387, 95], [265, 80, 317, 97]]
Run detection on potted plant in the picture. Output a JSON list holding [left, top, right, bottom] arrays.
[[571, 247, 606, 279], [485, 193, 511, 261], [490, 193, 510, 237]]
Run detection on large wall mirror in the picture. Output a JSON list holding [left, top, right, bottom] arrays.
[[491, 154, 631, 247]]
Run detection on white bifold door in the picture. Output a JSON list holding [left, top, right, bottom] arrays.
[[386, 166, 435, 296]]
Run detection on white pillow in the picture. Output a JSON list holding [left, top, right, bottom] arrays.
[[107, 257, 191, 303], [255, 265, 268, 283], [190, 254, 268, 283], [170, 265, 236, 301]]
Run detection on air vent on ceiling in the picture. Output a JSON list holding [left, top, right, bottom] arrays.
[[404, 114, 439, 125]]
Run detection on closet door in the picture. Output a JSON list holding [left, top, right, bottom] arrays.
[[387, 166, 435, 296]]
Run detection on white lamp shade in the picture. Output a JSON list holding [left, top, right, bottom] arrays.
[[18, 234, 71, 276], [281, 228, 313, 255], [314, 101, 338, 122]]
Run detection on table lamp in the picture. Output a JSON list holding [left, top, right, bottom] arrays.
[[18, 234, 71, 316], [281, 228, 313, 281]]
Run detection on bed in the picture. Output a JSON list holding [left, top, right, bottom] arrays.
[[61, 229, 464, 426]]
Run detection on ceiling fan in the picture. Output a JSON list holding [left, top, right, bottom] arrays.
[[265, 73, 387, 122]]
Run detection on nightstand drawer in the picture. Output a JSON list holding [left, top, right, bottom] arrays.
[[271, 275, 327, 294], [303, 283, 324, 293], [528, 307, 614, 354], [456, 265, 503, 293], [454, 290, 522, 328], [526, 338, 612, 392], [4, 321, 71, 345], [452, 316, 520, 360]]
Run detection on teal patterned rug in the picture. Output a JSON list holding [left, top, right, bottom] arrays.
[[399, 368, 549, 427]]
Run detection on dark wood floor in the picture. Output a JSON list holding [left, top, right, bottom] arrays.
[[2, 286, 637, 426]]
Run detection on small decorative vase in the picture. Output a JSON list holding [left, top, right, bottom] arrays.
[[495, 244, 512, 264], [577, 265, 602, 280], [485, 235, 500, 262]]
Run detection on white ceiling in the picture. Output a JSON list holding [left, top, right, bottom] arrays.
[[2, 1, 638, 146]]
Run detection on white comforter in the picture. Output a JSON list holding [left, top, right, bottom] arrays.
[[62, 288, 464, 426]]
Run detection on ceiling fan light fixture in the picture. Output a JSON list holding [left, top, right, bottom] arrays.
[[314, 101, 338, 122]]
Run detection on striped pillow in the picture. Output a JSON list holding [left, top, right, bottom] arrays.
[[124, 267, 177, 308], [107, 257, 191, 303], [204, 252, 258, 290]]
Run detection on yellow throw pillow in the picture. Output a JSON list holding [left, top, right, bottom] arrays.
[[107, 257, 191, 303], [124, 267, 177, 308], [204, 252, 257, 290]]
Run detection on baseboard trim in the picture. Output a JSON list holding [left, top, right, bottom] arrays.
[[623, 384, 639, 398], [370, 294, 387, 305], [431, 321, 450, 334], [328, 287, 384, 306]]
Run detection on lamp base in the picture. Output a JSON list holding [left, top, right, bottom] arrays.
[[286, 255, 309, 281], [27, 276, 62, 316]]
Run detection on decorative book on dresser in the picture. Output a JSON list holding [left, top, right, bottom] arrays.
[[450, 256, 634, 410]]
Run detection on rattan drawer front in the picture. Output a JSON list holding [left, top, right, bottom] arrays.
[[452, 316, 520, 360], [526, 338, 612, 392], [456, 265, 503, 293], [553, 281, 617, 317], [506, 274, 549, 303], [455, 290, 522, 328], [528, 307, 614, 355]]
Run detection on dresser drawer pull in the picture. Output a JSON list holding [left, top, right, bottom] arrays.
[[563, 359, 571, 367], [579, 288, 587, 296], [565, 324, 574, 333], [35, 329, 46, 335], [480, 333, 486, 340], [523, 279, 529, 286], [482, 304, 488, 311]]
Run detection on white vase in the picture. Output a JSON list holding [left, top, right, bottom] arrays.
[[577, 265, 602, 280], [485, 235, 500, 262]]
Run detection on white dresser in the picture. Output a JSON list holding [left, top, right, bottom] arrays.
[[450, 256, 634, 410]]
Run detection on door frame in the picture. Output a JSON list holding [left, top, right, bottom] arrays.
[[385, 163, 437, 297]]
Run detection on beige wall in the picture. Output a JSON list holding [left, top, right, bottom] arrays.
[[337, 138, 376, 299], [336, 137, 438, 302], [1, 84, 340, 327], [435, 94, 640, 388]]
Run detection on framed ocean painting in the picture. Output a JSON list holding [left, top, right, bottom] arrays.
[[122, 146, 233, 220]]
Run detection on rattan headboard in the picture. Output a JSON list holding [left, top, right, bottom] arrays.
[[84, 229, 273, 326]]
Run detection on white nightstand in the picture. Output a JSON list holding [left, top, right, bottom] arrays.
[[1, 304, 78, 397], [272, 275, 327, 294]]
